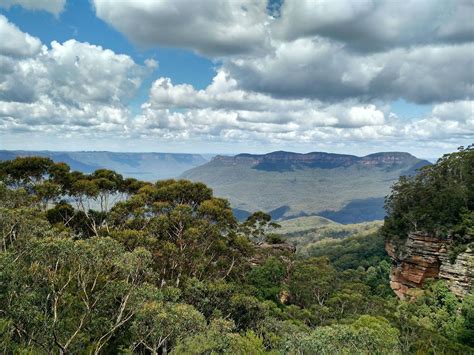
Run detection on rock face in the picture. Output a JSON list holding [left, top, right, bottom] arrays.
[[249, 242, 296, 267], [386, 233, 473, 299]]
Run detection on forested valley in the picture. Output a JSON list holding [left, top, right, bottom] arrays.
[[0, 146, 472, 354]]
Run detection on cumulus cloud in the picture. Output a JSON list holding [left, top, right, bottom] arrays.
[[0, 0, 65, 15], [431, 100, 473, 122], [1, 2, 472, 156], [134, 71, 391, 144], [0, 39, 146, 105], [91, 0, 474, 57], [0, 14, 42, 57], [272, 0, 474, 52], [411, 100, 474, 138], [132, 70, 472, 151], [0, 16, 152, 136], [92, 0, 270, 57], [90, 1, 473, 104], [225, 39, 474, 104]]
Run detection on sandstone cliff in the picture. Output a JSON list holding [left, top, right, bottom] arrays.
[[386, 233, 473, 299]]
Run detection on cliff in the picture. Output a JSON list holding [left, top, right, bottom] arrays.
[[386, 233, 473, 299], [211, 151, 430, 172]]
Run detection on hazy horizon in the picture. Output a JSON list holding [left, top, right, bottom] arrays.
[[0, 147, 441, 161]]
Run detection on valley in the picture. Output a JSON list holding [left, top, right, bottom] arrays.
[[0, 150, 208, 181], [182, 151, 430, 222]]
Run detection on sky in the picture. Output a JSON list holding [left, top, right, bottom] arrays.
[[0, 0, 472, 158]]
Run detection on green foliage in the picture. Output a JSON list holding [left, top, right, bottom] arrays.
[[0, 236, 157, 353], [303, 230, 389, 271], [285, 315, 401, 354], [382, 145, 474, 241], [181, 278, 236, 319], [230, 294, 269, 330], [459, 294, 474, 346], [130, 301, 206, 353], [246, 257, 286, 302], [290, 257, 336, 308], [173, 318, 267, 354], [241, 211, 281, 243], [0, 156, 53, 189], [0, 154, 472, 353], [0, 206, 50, 251]]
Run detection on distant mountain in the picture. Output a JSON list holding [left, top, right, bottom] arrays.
[[181, 151, 431, 223], [0, 150, 208, 181]]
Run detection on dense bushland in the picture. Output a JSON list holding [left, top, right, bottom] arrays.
[[0, 155, 472, 353], [382, 145, 474, 242]]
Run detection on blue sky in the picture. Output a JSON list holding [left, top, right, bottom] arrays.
[[0, 0, 472, 158], [1, 1, 217, 93]]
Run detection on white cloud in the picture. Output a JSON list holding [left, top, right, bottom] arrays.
[[431, 100, 474, 123], [273, 0, 474, 51], [134, 72, 391, 142], [0, 38, 147, 105], [225, 39, 474, 104], [144, 58, 159, 70], [0, 14, 42, 57], [0, 0, 65, 15], [87, 0, 474, 107], [0, 3, 472, 157], [0, 16, 153, 137], [133, 72, 473, 152], [92, 0, 270, 57], [90, 0, 473, 106], [46, 40, 145, 104], [396, 100, 474, 140]]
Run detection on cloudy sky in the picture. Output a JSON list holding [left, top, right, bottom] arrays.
[[0, 0, 472, 158]]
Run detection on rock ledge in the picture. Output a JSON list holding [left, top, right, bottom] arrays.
[[386, 233, 473, 299]]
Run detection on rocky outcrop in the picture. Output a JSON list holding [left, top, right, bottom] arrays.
[[249, 242, 296, 267], [386, 233, 473, 299]]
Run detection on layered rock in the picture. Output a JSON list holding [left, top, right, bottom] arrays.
[[386, 233, 473, 299]]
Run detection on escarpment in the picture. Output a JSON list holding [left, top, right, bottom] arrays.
[[386, 233, 473, 299], [211, 151, 429, 172]]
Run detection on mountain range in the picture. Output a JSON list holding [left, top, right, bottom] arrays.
[[0, 149, 431, 223], [181, 151, 431, 223], [0, 150, 208, 181]]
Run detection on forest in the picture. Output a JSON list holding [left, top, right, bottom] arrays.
[[0, 146, 472, 354]]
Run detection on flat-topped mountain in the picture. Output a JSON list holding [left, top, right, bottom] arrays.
[[213, 151, 426, 172], [0, 150, 208, 181], [182, 151, 431, 222]]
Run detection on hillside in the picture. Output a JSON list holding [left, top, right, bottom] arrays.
[[182, 151, 431, 223], [277, 215, 337, 235], [277, 215, 383, 253], [0, 150, 208, 181], [1, 154, 471, 353]]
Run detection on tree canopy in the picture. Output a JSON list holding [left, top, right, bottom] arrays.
[[382, 145, 474, 242], [0, 155, 472, 353]]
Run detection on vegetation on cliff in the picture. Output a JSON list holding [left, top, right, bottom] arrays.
[[382, 145, 474, 243], [0, 156, 472, 353]]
